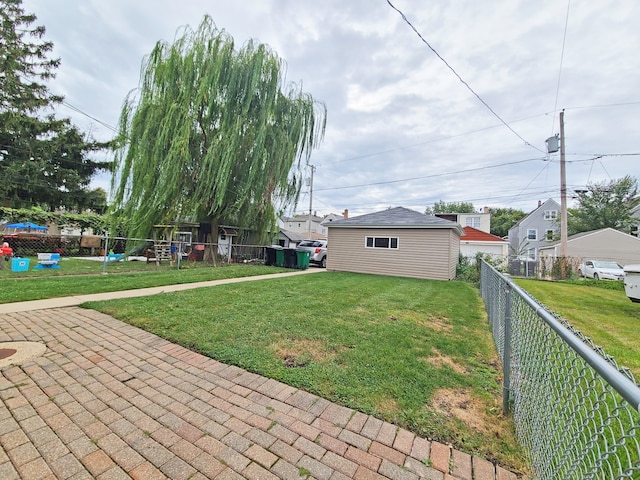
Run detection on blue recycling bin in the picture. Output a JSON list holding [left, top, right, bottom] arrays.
[[11, 258, 30, 272]]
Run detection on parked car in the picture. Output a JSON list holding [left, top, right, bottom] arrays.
[[296, 240, 327, 268], [578, 260, 624, 280]]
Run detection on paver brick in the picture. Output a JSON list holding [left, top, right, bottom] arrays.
[[451, 449, 472, 479], [159, 456, 197, 480], [353, 465, 388, 480], [8, 441, 40, 466], [472, 456, 496, 480], [338, 428, 371, 451], [242, 460, 280, 480], [129, 461, 165, 480], [369, 441, 406, 465], [268, 439, 304, 464], [293, 435, 326, 460], [51, 452, 84, 478], [245, 443, 279, 468], [17, 457, 54, 480], [403, 456, 445, 480], [376, 422, 397, 447], [322, 450, 359, 477], [410, 436, 431, 461], [430, 441, 451, 473], [344, 445, 382, 472], [317, 432, 349, 455], [82, 449, 115, 476], [378, 458, 419, 480]]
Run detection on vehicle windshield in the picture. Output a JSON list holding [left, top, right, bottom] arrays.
[[594, 261, 622, 269], [299, 241, 323, 247]]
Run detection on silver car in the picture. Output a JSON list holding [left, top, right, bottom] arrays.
[[296, 240, 327, 268], [578, 260, 624, 280]]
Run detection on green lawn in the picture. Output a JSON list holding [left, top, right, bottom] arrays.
[[513, 278, 640, 379], [83, 271, 527, 472], [0, 260, 289, 303]]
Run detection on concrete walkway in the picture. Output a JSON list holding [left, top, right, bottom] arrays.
[[0, 270, 521, 479]]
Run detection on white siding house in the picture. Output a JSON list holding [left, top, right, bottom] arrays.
[[508, 199, 561, 260]]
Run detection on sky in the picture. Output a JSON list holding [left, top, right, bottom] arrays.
[[21, 0, 640, 218]]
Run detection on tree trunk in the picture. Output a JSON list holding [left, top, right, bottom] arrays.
[[203, 219, 218, 265]]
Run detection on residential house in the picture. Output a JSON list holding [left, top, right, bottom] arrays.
[[435, 208, 491, 233], [327, 206, 463, 280], [631, 204, 640, 237], [460, 227, 509, 264], [278, 213, 325, 240], [508, 199, 561, 260], [538, 227, 640, 266], [320, 211, 348, 237]]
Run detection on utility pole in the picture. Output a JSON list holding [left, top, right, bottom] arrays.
[[559, 110, 567, 257], [308, 165, 315, 240]]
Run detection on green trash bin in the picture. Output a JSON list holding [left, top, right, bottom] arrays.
[[274, 247, 284, 267], [296, 250, 310, 269]]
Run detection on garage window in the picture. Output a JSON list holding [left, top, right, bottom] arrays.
[[365, 236, 399, 249]]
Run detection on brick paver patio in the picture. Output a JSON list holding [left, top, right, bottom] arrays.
[[0, 306, 520, 479]]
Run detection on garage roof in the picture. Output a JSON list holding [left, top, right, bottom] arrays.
[[328, 206, 463, 234]]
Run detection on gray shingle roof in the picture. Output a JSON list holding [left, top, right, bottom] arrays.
[[328, 206, 462, 232]]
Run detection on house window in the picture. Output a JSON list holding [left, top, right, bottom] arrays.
[[545, 229, 554, 241], [527, 248, 536, 260], [527, 229, 537, 240], [465, 216, 481, 228], [544, 210, 558, 220], [365, 236, 399, 249]]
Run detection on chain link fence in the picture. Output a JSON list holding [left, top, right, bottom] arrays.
[[0, 233, 268, 270], [480, 260, 640, 479]]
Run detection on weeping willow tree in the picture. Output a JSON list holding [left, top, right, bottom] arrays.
[[110, 16, 326, 253]]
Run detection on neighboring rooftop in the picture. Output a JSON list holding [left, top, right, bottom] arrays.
[[462, 226, 507, 242]]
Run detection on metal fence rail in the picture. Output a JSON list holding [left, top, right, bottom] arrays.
[[480, 260, 640, 480]]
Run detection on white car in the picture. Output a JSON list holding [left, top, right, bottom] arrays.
[[578, 260, 625, 281], [296, 240, 327, 268]]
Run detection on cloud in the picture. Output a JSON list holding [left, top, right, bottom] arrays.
[[21, 0, 640, 218]]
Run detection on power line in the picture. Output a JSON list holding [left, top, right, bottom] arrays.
[[62, 101, 118, 133], [315, 157, 544, 192], [386, 0, 545, 154], [318, 111, 551, 167]]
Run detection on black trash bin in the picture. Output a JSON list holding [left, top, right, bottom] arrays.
[[264, 246, 276, 266], [283, 248, 297, 269]]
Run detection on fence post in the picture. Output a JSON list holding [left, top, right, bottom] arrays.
[[102, 235, 109, 274], [502, 282, 512, 414]]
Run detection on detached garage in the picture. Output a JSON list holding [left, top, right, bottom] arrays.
[[327, 206, 463, 280]]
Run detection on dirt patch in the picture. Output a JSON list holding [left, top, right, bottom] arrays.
[[416, 314, 452, 332], [424, 349, 467, 375], [375, 396, 399, 415], [272, 337, 338, 368], [430, 388, 499, 436]]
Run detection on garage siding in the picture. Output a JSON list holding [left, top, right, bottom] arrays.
[[327, 227, 459, 280]]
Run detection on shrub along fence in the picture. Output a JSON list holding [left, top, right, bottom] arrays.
[[480, 260, 639, 479]]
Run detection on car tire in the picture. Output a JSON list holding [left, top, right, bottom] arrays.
[[593, 273, 599, 280], [578, 269, 583, 277], [321, 256, 326, 268]]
